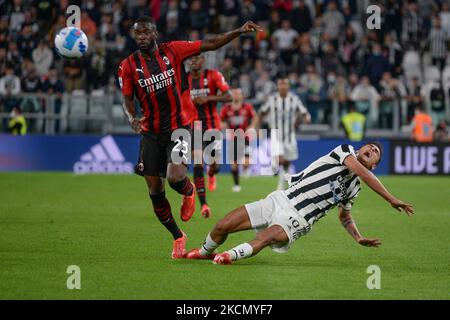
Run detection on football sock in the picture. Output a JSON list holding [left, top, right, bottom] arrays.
[[227, 243, 253, 261], [231, 167, 239, 186], [169, 177, 194, 196], [208, 164, 220, 177], [150, 192, 182, 240], [200, 233, 219, 256], [194, 165, 207, 205], [278, 166, 285, 188]]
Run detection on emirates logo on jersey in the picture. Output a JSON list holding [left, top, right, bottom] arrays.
[[190, 87, 210, 98], [138, 68, 175, 93]]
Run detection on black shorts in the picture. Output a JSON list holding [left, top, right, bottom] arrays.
[[135, 127, 192, 177], [232, 136, 250, 162]]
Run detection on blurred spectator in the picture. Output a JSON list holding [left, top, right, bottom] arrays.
[[350, 76, 380, 120], [403, 0, 422, 49], [302, 65, 326, 123], [321, 43, 341, 76], [428, 17, 449, 72], [411, 104, 433, 143], [341, 25, 359, 75], [20, 65, 41, 113], [253, 71, 276, 108], [290, 0, 312, 34], [440, 2, 450, 35], [428, 80, 446, 124], [0, 65, 21, 113], [218, 0, 239, 32], [87, 39, 108, 91], [42, 68, 65, 132], [81, 11, 97, 38], [8, 0, 25, 38], [271, 20, 298, 65], [220, 57, 239, 88], [384, 33, 403, 77], [32, 40, 53, 77], [189, 0, 210, 32], [365, 43, 390, 87], [321, 0, 345, 49], [378, 72, 406, 129], [434, 120, 450, 142], [406, 77, 424, 123], [16, 24, 37, 60], [294, 43, 315, 75], [239, 0, 258, 25], [7, 106, 27, 135], [6, 41, 22, 76], [63, 59, 84, 93], [341, 104, 366, 142], [328, 73, 351, 115]]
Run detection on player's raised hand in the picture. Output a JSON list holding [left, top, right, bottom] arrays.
[[390, 198, 414, 216], [358, 238, 382, 248], [239, 21, 263, 34]]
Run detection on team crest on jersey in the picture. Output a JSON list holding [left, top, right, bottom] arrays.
[[203, 78, 208, 86], [163, 56, 170, 65]]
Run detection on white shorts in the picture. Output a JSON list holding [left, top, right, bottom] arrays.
[[273, 141, 298, 162], [244, 190, 311, 253]]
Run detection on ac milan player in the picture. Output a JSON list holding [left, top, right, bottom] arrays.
[[220, 88, 258, 192], [117, 16, 262, 259], [188, 54, 232, 218]]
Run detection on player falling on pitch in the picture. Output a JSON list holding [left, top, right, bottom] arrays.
[[118, 16, 262, 259], [188, 54, 232, 217], [186, 143, 414, 264], [220, 88, 258, 192]]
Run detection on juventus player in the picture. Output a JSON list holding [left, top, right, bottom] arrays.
[[188, 54, 232, 218], [220, 88, 258, 192], [118, 16, 262, 259], [258, 77, 311, 190], [186, 143, 414, 264]]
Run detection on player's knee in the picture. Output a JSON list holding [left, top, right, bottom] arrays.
[[166, 172, 184, 184]]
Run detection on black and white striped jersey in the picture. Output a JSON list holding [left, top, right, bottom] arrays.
[[429, 28, 449, 59], [260, 92, 308, 145], [284, 144, 361, 225]]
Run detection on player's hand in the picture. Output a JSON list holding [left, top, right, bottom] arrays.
[[130, 117, 144, 134], [390, 198, 414, 216], [193, 96, 209, 105], [357, 237, 382, 248], [239, 21, 263, 34]]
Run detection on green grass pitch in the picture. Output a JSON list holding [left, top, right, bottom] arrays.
[[0, 172, 449, 299]]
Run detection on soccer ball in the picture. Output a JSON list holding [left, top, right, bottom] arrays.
[[54, 26, 88, 59]]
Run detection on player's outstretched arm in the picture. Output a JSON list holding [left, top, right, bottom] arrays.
[[122, 95, 143, 134], [338, 207, 381, 247], [200, 21, 262, 52], [343, 156, 414, 216]]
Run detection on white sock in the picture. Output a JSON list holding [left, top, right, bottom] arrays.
[[200, 233, 218, 256], [227, 243, 253, 261], [278, 167, 285, 187]]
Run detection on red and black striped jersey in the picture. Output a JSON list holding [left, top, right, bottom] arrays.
[[188, 69, 230, 131], [220, 103, 256, 131], [118, 41, 202, 134]]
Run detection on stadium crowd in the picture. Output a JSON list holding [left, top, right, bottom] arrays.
[[0, 0, 449, 137]]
